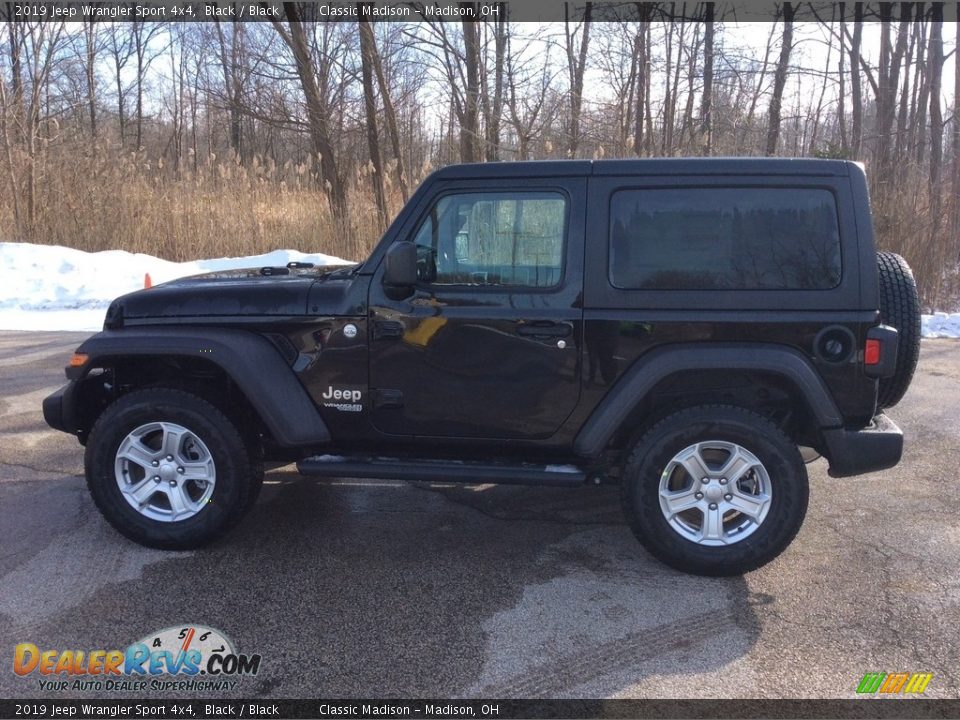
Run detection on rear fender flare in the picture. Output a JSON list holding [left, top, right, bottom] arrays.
[[573, 343, 842, 458]]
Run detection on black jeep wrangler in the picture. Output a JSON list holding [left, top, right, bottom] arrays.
[[43, 158, 920, 576]]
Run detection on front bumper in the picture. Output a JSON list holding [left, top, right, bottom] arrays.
[[822, 414, 903, 478], [43, 382, 79, 435]]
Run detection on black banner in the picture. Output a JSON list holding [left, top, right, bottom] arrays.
[[3, 700, 960, 720], [1, 1, 958, 24]]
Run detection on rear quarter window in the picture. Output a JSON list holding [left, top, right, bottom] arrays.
[[609, 187, 842, 290]]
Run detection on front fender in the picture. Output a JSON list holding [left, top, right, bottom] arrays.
[[68, 328, 330, 447]]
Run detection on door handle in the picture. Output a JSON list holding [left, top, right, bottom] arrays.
[[374, 320, 404, 340], [516, 321, 572, 338]]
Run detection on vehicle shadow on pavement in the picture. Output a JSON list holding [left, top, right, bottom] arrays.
[[225, 471, 763, 697], [0, 468, 761, 700]]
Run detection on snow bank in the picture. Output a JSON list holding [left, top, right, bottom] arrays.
[[921, 313, 960, 339], [0, 242, 350, 332]]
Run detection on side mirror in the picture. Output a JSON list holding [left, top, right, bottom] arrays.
[[383, 241, 418, 298]]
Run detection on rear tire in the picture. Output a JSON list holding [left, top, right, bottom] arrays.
[[85, 388, 258, 550], [621, 405, 808, 576], [876, 252, 921, 409]]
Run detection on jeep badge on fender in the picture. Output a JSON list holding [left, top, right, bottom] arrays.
[[43, 159, 919, 576]]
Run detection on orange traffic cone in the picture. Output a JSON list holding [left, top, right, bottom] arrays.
[[144, 273, 152, 289]]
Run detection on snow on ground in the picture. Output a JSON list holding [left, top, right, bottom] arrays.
[[0, 242, 350, 332], [922, 312, 960, 339], [1, 242, 959, 337]]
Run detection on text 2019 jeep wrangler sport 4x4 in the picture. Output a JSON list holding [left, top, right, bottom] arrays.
[[44, 158, 920, 576]]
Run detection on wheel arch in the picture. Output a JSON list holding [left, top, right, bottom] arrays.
[[574, 343, 842, 459], [69, 328, 330, 448]]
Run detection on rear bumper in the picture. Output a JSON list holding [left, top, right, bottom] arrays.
[[43, 382, 79, 435], [822, 414, 903, 478]]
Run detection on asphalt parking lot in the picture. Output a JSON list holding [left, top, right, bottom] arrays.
[[0, 330, 958, 700]]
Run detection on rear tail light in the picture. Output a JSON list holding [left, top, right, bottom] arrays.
[[864, 338, 881, 365]]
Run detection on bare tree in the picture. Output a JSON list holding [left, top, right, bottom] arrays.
[[837, 2, 848, 154], [874, 4, 911, 177], [106, 23, 135, 144], [699, 2, 715, 154], [358, 9, 388, 231], [4, 20, 66, 232], [369, 25, 408, 200], [480, 7, 507, 160], [926, 3, 943, 292], [504, 27, 558, 159], [0, 73, 24, 239], [765, 2, 795, 156], [81, 18, 101, 138], [270, 3, 346, 219], [633, 3, 654, 155], [564, 1, 592, 157], [953, 7, 960, 262], [213, 18, 246, 158], [460, 8, 481, 162], [131, 21, 165, 149], [848, 2, 864, 157]]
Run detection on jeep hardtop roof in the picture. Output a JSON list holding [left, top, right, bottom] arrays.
[[431, 157, 854, 180]]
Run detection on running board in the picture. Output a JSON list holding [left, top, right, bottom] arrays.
[[296, 456, 588, 487]]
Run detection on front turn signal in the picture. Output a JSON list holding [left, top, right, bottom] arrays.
[[69, 353, 89, 368]]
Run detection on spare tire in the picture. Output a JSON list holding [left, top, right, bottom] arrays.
[[876, 252, 921, 409]]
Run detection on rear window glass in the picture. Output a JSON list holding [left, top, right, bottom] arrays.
[[609, 187, 842, 290]]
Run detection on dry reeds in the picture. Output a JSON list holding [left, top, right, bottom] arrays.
[[1, 140, 401, 263]]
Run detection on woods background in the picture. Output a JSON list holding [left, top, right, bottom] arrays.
[[1, 2, 958, 308]]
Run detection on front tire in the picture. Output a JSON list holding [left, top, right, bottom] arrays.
[[621, 405, 808, 576], [85, 388, 258, 550]]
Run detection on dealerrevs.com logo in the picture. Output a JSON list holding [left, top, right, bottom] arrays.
[[13, 625, 261, 692]]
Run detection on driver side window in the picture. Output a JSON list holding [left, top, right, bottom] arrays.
[[411, 191, 566, 288]]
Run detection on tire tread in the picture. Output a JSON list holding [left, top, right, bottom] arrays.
[[876, 251, 921, 409], [619, 404, 808, 576]]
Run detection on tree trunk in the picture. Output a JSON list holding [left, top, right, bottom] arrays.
[[565, 1, 592, 157], [114, 48, 126, 144], [894, 11, 916, 166], [927, 3, 943, 296], [838, 2, 848, 154], [633, 2, 653, 155], [459, 9, 481, 163], [272, 4, 346, 220], [875, 5, 910, 178], [7, 20, 23, 120], [214, 19, 243, 158], [358, 11, 388, 232], [699, 2, 714, 154], [134, 22, 145, 149], [953, 3, 960, 264], [367, 24, 408, 201], [484, 8, 507, 161], [0, 77, 25, 239], [745, 22, 776, 151], [849, 3, 863, 157], [84, 20, 97, 138], [765, 3, 795, 156], [809, 6, 835, 154]]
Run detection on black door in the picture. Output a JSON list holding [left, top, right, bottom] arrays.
[[368, 178, 586, 440]]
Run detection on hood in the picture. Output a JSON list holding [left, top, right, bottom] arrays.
[[106, 263, 359, 325]]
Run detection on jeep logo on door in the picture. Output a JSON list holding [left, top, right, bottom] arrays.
[[322, 386, 363, 412]]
